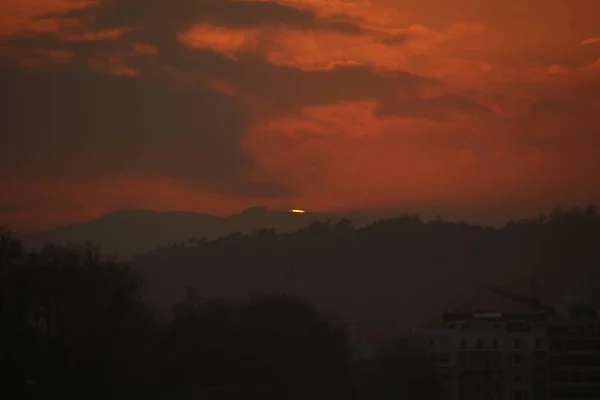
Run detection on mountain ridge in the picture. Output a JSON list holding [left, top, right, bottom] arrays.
[[15, 203, 562, 259], [18, 207, 349, 259]]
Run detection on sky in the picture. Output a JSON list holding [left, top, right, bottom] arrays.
[[1, 0, 599, 231]]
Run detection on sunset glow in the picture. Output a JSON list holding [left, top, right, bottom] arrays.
[[0, 0, 599, 232]]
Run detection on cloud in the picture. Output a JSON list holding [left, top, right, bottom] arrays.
[[0, 65, 288, 198], [243, 98, 600, 212], [0, 0, 93, 38], [0, 175, 285, 232], [45, 0, 364, 34], [178, 21, 484, 76], [375, 93, 493, 121], [1, 0, 600, 231], [62, 27, 132, 42], [580, 37, 600, 46], [132, 42, 158, 55]]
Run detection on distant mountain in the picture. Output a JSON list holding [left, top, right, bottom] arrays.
[[17, 204, 552, 259], [18, 207, 361, 259]]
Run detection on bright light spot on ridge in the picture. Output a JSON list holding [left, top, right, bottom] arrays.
[[289, 209, 306, 213]]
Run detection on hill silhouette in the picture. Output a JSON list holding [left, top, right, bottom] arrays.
[[17, 204, 553, 260], [129, 205, 600, 344], [12, 204, 600, 344], [19, 207, 345, 259], [2, 205, 600, 398]]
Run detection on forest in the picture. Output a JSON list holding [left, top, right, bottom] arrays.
[[1, 205, 599, 398], [135, 205, 600, 338]]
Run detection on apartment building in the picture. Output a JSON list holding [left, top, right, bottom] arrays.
[[424, 312, 549, 400], [547, 305, 600, 400]]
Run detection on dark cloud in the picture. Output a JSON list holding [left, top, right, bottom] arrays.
[[529, 99, 565, 116], [375, 94, 493, 121], [0, 0, 439, 199], [39, 0, 364, 35], [0, 65, 287, 197], [380, 34, 409, 45], [2, 0, 421, 114], [169, 49, 434, 114]]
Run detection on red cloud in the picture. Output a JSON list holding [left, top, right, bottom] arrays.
[[0, 0, 94, 37], [1, 0, 600, 231], [242, 98, 600, 212], [62, 27, 132, 42]]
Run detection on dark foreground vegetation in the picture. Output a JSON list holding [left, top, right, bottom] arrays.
[[0, 229, 443, 399], [1, 205, 599, 398], [137, 205, 600, 335]]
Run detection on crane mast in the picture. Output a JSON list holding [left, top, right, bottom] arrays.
[[486, 279, 556, 315]]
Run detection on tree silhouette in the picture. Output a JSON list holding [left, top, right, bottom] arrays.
[[0, 238, 157, 398], [3, 204, 600, 399], [163, 291, 356, 398], [370, 334, 445, 400]]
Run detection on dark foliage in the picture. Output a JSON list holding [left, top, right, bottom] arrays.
[[1, 205, 599, 398], [136, 205, 600, 336], [2, 228, 434, 399]]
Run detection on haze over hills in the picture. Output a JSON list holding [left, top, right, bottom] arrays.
[[16, 204, 562, 259], [128, 204, 600, 342], [17, 206, 353, 259], [12, 203, 600, 343]]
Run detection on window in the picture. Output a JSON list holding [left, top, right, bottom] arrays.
[[515, 375, 523, 383], [514, 391, 528, 400], [535, 339, 541, 349], [513, 354, 523, 365], [507, 322, 520, 332], [430, 339, 435, 346], [492, 339, 498, 349], [477, 339, 483, 349], [515, 391, 522, 400], [440, 356, 449, 364], [514, 338, 521, 349], [460, 339, 466, 349]]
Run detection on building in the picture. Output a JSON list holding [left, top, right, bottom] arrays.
[[547, 305, 600, 400], [424, 312, 550, 400]]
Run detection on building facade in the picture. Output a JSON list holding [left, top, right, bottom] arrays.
[[424, 312, 549, 400], [425, 306, 600, 400], [547, 305, 600, 400]]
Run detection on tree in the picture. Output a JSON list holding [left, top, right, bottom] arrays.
[[371, 335, 445, 400], [163, 292, 355, 398], [239, 293, 354, 398], [0, 239, 157, 397]]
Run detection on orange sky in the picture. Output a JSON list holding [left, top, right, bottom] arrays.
[[1, 0, 599, 231]]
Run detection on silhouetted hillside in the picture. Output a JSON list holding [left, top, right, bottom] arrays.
[[19, 207, 345, 259], [132, 205, 600, 342], [12, 204, 600, 343], [17, 204, 554, 260], [2, 206, 599, 398], [3, 231, 438, 398]]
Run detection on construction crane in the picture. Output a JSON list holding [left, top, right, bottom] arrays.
[[486, 279, 556, 315]]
